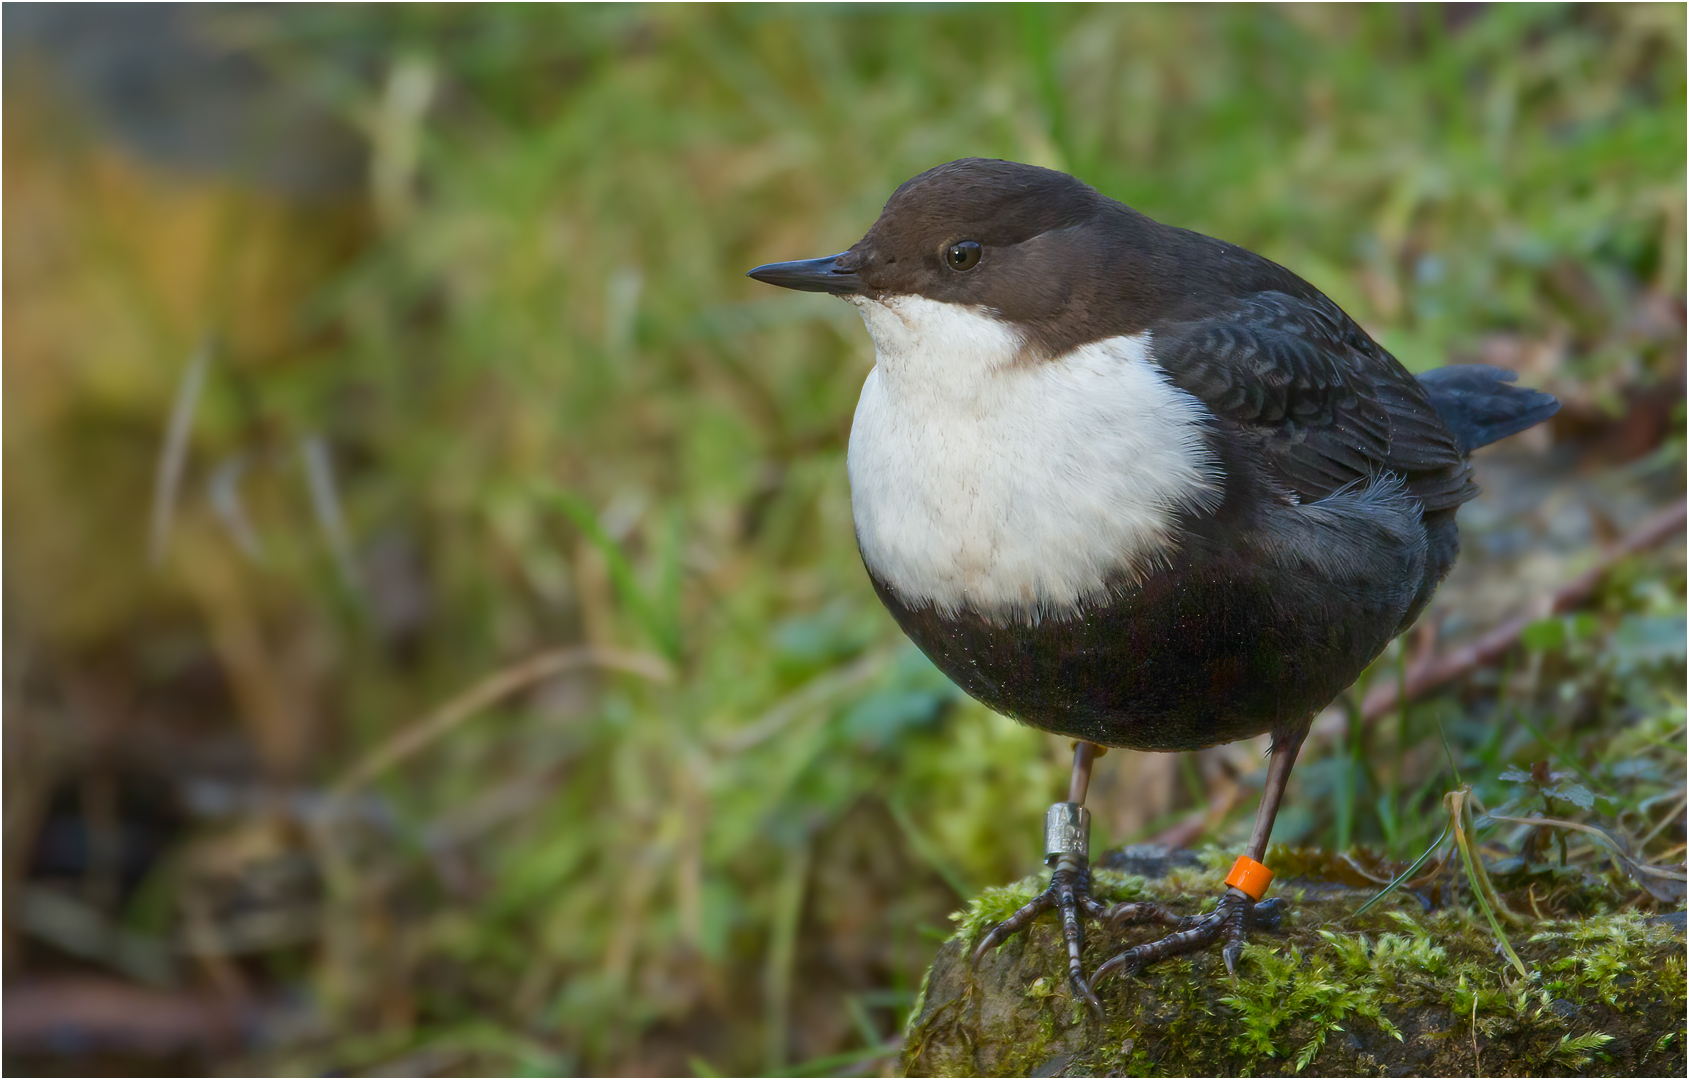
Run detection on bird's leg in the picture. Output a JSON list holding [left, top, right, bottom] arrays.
[[970, 741, 1142, 1018], [1093, 727, 1305, 982]]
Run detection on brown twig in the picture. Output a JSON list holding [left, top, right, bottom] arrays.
[[1360, 498, 1687, 725], [1149, 809, 1208, 850], [331, 645, 672, 795], [1150, 781, 1242, 849]]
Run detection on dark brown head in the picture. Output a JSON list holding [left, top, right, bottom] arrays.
[[844, 159, 1110, 304], [749, 158, 1302, 357]]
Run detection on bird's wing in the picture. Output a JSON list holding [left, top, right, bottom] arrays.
[[1153, 292, 1473, 510]]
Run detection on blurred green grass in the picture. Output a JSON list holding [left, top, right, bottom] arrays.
[[4, 4, 1684, 1076]]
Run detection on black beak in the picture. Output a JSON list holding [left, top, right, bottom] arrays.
[[746, 253, 862, 295]]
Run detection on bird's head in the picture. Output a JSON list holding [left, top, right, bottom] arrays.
[[748, 159, 1171, 367]]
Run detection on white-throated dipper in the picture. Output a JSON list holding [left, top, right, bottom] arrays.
[[747, 158, 1559, 1013]]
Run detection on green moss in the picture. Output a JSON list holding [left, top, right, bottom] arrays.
[[950, 876, 1045, 941], [1530, 912, 1677, 1008], [1547, 1031, 1617, 1069], [1091, 869, 1150, 903], [1222, 942, 1405, 1069], [904, 962, 934, 1040], [904, 866, 1687, 1077]]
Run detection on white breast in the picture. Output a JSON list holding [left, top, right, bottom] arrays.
[[845, 294, 1222, 622]]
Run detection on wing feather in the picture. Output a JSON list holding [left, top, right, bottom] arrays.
[[1154, 293, 1473, 511]]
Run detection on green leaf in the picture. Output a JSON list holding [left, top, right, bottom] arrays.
[[1547, 782, 1596, 811], [1520, 617, 1567, 652]]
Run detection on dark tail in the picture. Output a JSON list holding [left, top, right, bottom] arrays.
[[1418, 364, 1560, 454]]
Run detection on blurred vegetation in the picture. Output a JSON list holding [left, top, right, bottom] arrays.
[[4, 4, 1684, 1076]]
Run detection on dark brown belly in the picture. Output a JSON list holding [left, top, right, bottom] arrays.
[[867, 548, 1410, 751]]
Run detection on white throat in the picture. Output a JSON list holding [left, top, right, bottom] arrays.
[[845, 294, 1221, 621]]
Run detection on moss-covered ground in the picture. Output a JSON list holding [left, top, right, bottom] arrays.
[[904, 858, 1686, 1077]]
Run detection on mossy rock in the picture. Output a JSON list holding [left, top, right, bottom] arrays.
[[902, 851, 1686, 1077]]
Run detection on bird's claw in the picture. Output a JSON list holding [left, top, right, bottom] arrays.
[[1093, 890, 1287, 983], [973, 872, 1290, 1016], [970, 861, 1111, 1019]]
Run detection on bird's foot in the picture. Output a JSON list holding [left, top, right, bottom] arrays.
[[969, 856, 1142, 1018], [1094, 887, 1287, 982]]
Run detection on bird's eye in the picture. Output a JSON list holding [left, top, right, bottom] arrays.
[[945, 240, 982, 272]]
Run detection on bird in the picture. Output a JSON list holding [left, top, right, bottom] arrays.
[[746, 158, 1559, 1014]]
